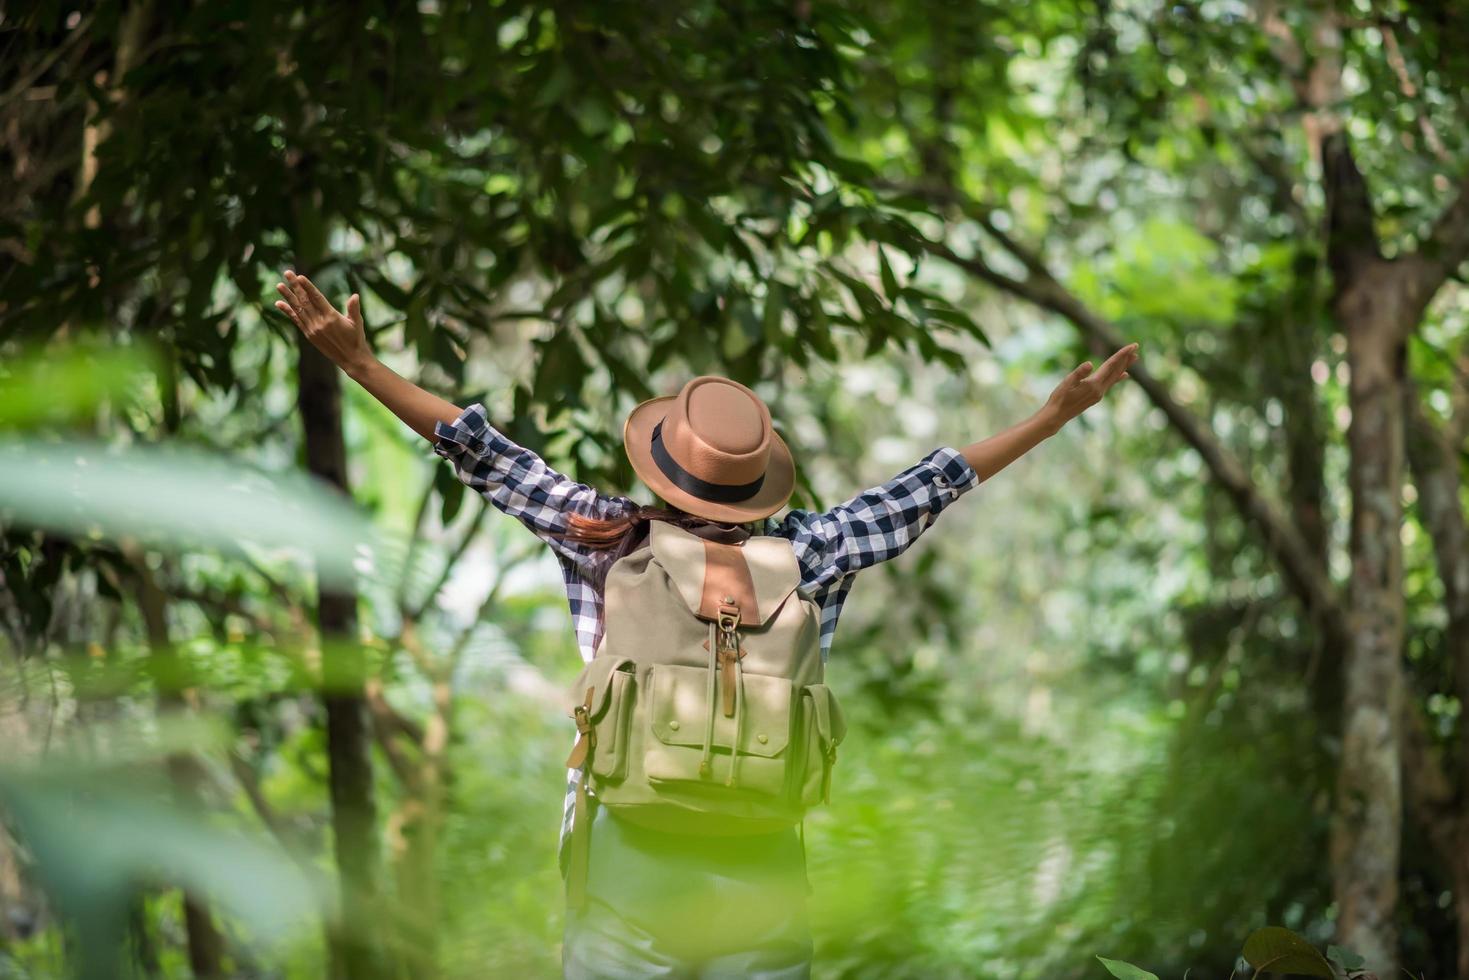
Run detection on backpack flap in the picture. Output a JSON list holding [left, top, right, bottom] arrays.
[[648, 520, 801, 628]]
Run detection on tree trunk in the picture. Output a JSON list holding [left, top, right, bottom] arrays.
[[73, 0, 152, 230], [296, 328, 383, 980], [1269, 246, 1344, 728], [388, 670, 451, 979], [1452, 849, 1469, 980], [130, 537, 225, 978], [1329, 259, 1408, 972], [127, 892, 160, 977]]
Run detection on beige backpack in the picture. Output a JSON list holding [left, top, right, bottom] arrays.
[[563, 519, 847, 906]]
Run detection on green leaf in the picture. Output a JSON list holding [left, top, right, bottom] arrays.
[[922, 304, 991, 347], [0, 337, 160, 428], [0, 439, 386, 591], [829, 269, 884, 316], [723, 298, 759, 359], [1095, 955, 1160, 980], [360, 268, 412, 309], [533, 61, 574, 109], [1241, 927, 1334, 978], [762, 282, 787, 344], [878, 246, 899, 300], [436, 464, 466, 524], [0, 766, 319, 977], [1327, 944, 1366, 971], [863, 324, 890, 358]]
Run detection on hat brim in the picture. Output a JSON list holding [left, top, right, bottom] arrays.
[[623, 395, 795, 523]]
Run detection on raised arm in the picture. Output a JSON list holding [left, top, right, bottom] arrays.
[[274, 269, 461, 442], [777, 342, 1140, 598], [273, 268, 634, 570], [960, 342, 1139, 480]]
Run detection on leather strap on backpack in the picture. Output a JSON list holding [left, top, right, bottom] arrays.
[[566, 686, 597, 769], [565, 686, 598, 912], [566, 772, 596, 912], [698, 540, 760, 622]]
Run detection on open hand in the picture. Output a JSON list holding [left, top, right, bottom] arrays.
[[274, 270, 372, 373], [1042, 343, 1139, 429]]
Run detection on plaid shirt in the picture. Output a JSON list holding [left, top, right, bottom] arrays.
[[432, 402, 982, 852]]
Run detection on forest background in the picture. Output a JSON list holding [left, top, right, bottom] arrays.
[[5, 1, 1469, 977]]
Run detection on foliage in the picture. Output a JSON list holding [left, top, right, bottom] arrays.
[[1096, 957, 1158, 980], [1100, 927, 1377, 980], [3, 0, 1469, 977]]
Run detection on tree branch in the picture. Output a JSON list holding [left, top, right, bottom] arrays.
[[916, 239, 1049, 309], [363, 676, 426, 748], [919, 232, 1348, 643], [1321, 131, 1382, 288], [1404, 377, 1469, 618], [227, 749, 310, 861], [1379, 25, 1451, 164], [363, 677, 424, 793], [0, 12, 96, 112], [1412, 169, 1469, 299], [1402, 376, 1469, 800], [407, 503, 488, 623], [1400, 698, 1459, 856]]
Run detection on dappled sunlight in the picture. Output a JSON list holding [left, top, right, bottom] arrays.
[[5, 0, 1468, 977]]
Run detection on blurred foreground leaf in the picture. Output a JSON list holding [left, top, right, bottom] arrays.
[[1096, 955, 1160, 979], [1328, 943, 1367, 971], [1241, 927, 1333, 977], [15, 634, 393, 704], [0, 439, 391, 589], [0, 766, 321, 979], [0, 338, 159, 429]]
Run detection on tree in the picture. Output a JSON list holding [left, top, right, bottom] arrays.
[[838, 0, 1469, 971], [1, 2, 983, 975]]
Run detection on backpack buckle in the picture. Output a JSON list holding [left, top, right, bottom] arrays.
[[566, 686, 597, 769], [717, 603, 741, 634], [573, 685, 596, 737]]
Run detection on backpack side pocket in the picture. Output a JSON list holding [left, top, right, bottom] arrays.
[[795, 684, 847, 807], [566, 656, 636, 784], [590, 664, 636, 782]]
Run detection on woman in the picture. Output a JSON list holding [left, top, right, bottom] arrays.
[[274, 269, 1139, 978]]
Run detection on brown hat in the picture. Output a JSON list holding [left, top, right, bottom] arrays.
[[623, 376, 795, 522]]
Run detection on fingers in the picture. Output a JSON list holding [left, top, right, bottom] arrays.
[[346, 293, 362, 330], [283, 270, 311, 312], [297, 274, 336, 317], [276, 269, 337, 328], [1096, 343, 1136, 382], [275, 282, 306, 322], [1116, 343, 1140, 383], [1066, 360, 1095, 385], [1089, 343, 1140, 392], [273, 300, 302, 327], [276, 270, 321, 328], [1103, 347, 1139, 393]]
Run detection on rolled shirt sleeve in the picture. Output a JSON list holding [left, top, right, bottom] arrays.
[[432, 403, 635, 571], [773, 446, 981, 599]]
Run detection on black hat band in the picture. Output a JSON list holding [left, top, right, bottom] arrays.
[[650, 419, 765, 504]]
